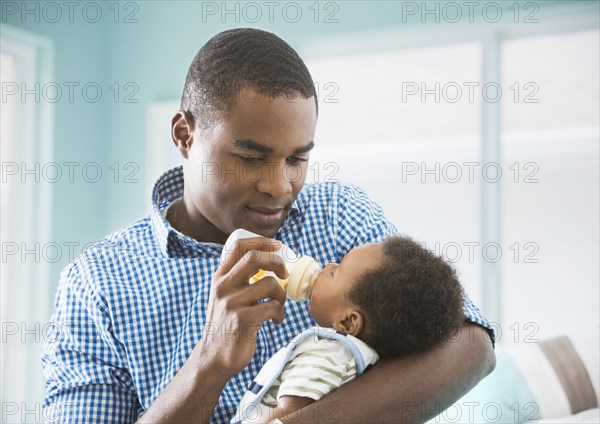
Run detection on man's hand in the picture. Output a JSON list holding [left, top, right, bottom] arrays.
[[137, 236, 288, 424], [198, 236, 289, 377]]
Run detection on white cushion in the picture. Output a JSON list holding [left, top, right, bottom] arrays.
[[534, 407, 599, 423]]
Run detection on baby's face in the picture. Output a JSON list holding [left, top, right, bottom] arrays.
[[308, 243, 383, 330]]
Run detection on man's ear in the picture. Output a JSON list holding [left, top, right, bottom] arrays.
[[337, 310, 365, 337], [171, 110, 195, 159]]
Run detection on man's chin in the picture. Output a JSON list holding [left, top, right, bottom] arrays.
[[240, 220, 285, 239]]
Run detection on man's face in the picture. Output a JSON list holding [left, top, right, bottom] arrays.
[[183, 88, 317, 242]]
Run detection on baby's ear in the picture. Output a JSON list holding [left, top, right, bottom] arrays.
[[339, 310, 365, 337]]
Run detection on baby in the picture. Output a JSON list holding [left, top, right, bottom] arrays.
[[232, 234, 465, 424]]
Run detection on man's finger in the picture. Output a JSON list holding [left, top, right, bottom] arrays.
[[223, 250, 288, 289], [218, 237, 282, 276], [251, 298, 286, 326], [242, 276, 287, 307]]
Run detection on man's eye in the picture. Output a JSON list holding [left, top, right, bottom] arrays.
[[238, 156, 263, 163], [288, 157, 308, 166]]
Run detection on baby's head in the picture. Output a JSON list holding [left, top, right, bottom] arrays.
[[308, 235, 464, 358]]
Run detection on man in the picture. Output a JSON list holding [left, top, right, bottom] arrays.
[[41, 28, 495, 423]]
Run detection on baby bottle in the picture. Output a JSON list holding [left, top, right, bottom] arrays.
[[221, 228, 321, 301]]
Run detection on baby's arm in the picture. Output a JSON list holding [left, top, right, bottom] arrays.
[[265, 395, 315, 423], [259, 335, 360, 423]]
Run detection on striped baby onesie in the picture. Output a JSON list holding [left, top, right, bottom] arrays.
[[257, 334, 379, 413]]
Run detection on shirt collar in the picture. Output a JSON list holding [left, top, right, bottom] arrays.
[[150, 166, 185, 257], [150, 165, 301, 257]]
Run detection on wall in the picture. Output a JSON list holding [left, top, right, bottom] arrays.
[[3, 3, 110, 287]]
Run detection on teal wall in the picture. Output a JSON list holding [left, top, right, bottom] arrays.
[[3, 7, 110, 290]]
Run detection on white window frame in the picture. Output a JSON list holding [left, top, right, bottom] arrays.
[[1, 24, 54, 412]]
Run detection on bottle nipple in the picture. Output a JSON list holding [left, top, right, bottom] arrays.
[[286, 256, 321, 301]]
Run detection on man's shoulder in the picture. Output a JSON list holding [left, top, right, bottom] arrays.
[[294, 181, 381, 224], [69, 215, 157, 272], [296, 181, 369, 206], [299, 180, 363, 194], [102, 214, 155, 245], [57, 215, 159, 301]]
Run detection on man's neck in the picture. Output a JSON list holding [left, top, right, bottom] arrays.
[[169, 197, 228, 245]]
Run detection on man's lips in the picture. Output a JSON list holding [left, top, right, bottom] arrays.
[[246, 206, 287, 226], [248, 206, 285, 214]]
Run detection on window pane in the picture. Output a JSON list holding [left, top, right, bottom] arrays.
[[501, 30, 600, 341], [306, 43, 483, 301], [502, 30, 600, 132], [309, 42, 482, 145]]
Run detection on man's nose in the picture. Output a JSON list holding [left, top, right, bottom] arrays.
[[256, 162, 293, 198]]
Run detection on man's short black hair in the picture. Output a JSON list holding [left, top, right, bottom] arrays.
[[347, 235, 465, 358], [181, 28, 318, 130]]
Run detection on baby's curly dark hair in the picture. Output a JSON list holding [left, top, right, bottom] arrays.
[[347, 235, 465, 358]]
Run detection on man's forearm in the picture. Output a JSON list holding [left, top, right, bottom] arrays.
[[266, 396, 315, 423], [280, 322, 496, 424], [136, 347, 230, 424]]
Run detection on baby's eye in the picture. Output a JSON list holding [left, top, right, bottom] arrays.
[[330, 268, 335, 277]]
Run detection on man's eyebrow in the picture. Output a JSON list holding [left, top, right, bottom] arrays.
[[232, 139, 314, 155], [233, 139, 272, 154], [293, 141, 314, 154]]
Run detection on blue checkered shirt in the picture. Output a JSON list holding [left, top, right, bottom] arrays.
[[41, 166, 494, 423]]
